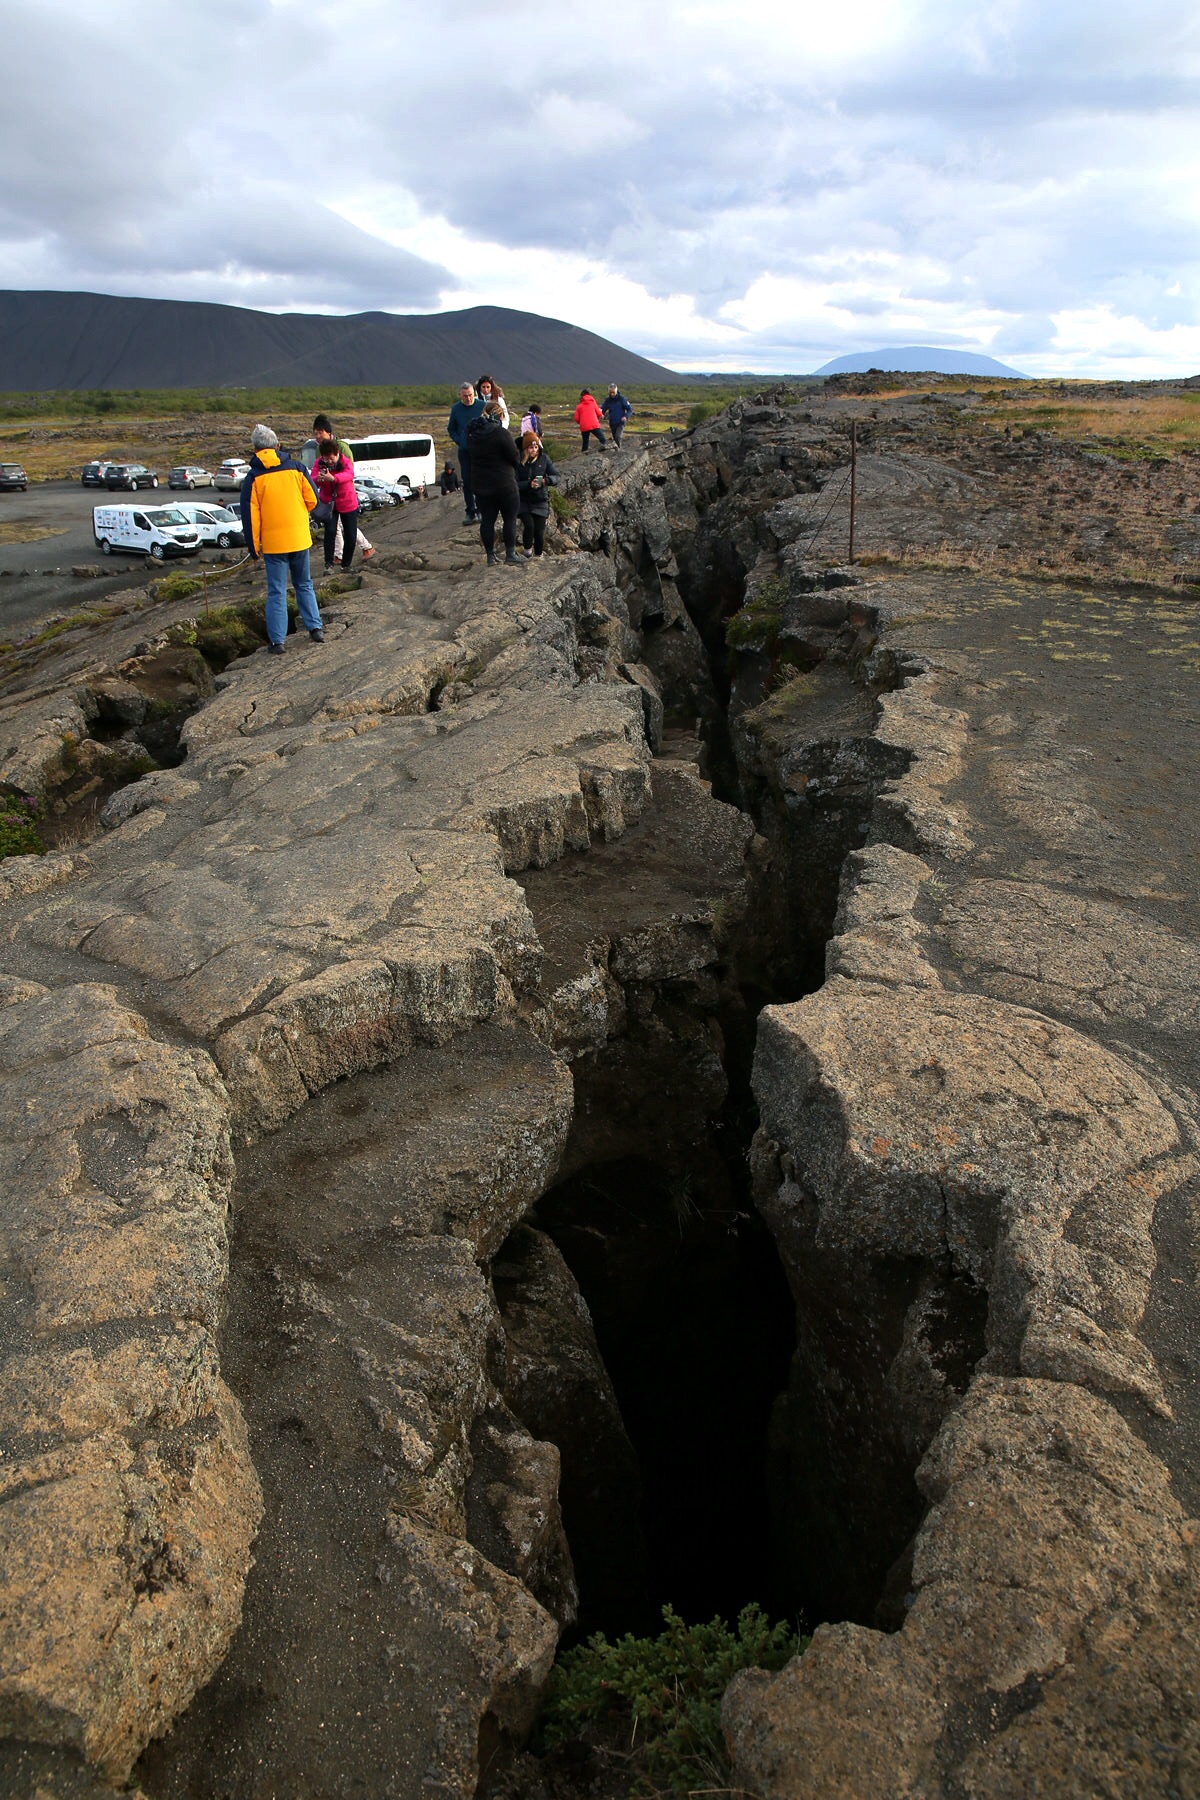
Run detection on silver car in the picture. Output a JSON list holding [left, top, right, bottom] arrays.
[[168, 465, 215, 490], [213, 459, 251, 491]]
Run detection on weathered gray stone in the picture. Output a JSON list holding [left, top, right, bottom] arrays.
[[726, 1378, 1195, 1799], [0, 982, 259, 1780], [941, 877, 1200, 1035]]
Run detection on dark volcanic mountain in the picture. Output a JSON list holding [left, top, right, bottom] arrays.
[[0, 291, 686, 391]]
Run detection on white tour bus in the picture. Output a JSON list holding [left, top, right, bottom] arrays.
[[301, 432, 436, 494], [93, 504, 202, 560]]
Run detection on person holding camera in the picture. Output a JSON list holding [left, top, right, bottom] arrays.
[[313, 441, 360, 573], [516, 433, 558, 559]]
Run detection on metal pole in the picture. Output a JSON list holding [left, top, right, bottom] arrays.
[[849, 422, 857, 564]]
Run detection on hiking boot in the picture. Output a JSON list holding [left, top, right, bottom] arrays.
[[309, 629, 324, 644], [486, 550, 496, 566], [361, 546, 375, 560], [268, 641, 285, 656], [504, 550, 524, 566]]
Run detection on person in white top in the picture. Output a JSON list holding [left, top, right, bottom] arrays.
[[476, 375, 509, 430]]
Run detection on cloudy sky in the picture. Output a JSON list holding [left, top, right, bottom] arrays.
[[5, 0, 1199, 377]]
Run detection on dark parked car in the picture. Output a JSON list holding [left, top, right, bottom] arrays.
[[81, 461, 114, 486], [0, 463, 28, 491], [105, 464, 160, 491]]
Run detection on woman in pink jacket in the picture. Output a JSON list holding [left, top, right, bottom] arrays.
[[574, 389, 607, 454], [314, 444, 361, 572]]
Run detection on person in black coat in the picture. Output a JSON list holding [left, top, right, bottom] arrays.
[[516, 432, 558, 559], [465, 403, 523, 565]]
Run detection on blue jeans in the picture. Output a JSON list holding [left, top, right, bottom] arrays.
[[263, 549, 322, 643]]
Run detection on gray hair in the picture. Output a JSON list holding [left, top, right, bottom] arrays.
[[251, 423, 278, 449]]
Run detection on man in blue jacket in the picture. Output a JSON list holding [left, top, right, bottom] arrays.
[[601, 383, 633, 449], [447, 382, 484, 523]]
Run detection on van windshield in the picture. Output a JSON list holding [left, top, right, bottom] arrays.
[[149, 508, 189, 525]]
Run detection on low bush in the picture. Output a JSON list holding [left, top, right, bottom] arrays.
[[0, 792, 45, 861], [687, 398, 726, 430], [537, 1604, 805, 1796]]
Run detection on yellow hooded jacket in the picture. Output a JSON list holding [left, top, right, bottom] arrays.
[[244, 448, 317, 555]]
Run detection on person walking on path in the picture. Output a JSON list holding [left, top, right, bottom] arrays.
[[516, 432, 557, 559], [239, 424, 323, 654], [475, 375, 509, 429], [312, 413, 375, 561], [313, 442, 361, 573], [574, 390, 606, 453], [448, 381, 484, 522], [600, 384, 632, 448], [519, 402, 543, 439], [467, 402, 523, 566]]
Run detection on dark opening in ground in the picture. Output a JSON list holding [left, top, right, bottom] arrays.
[[529, 1151, 799, 1640]]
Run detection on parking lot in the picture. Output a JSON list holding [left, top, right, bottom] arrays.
[[0, 479, 250, 636]]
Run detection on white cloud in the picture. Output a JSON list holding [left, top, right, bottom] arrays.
[[2, 0, 1199, 376]]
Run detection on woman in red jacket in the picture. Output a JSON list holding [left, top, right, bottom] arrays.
[[314, 443, 361, 572], [574, 389, 607, 454]]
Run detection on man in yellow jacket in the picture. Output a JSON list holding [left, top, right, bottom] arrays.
[[238, 424, 324, 654]]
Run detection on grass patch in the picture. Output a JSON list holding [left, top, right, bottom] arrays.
[[548, 488, 576, 522], [0, 523, 66, 545], [151, 572, 206, 603], [537, 1605, 805, 1797], [725, 576, 788, 653], [28, 607, 109, 645], [167, 599, 268, 668]]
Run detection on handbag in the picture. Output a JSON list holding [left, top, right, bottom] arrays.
[[312, 497, 334, 526]]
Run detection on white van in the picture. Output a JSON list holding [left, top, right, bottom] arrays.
[[302, 432, 436, 494], [93, 504, 202, 561]]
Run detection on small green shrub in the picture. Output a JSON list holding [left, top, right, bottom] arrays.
[[0, 793, 45, 861], [548, 488, 575, 523], [537, 1604, 805, 1796], [687, 398, 726, 430]]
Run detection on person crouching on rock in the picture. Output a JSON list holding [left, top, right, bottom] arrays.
[[574, 389, 606, 453], [517, 432, 557, 559], [466, 402, 523, 566], [239, 424, 323, 653], [440, 460, 461, 496], [314, 442, 361, 573]]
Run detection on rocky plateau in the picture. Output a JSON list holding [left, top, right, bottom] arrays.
[[1, 386, 1199, 1798]]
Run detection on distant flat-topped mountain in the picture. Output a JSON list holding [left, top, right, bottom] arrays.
[[0, 291, 687, 391], [814, 346, 1027, 378]]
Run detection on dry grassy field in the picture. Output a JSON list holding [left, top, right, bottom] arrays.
[[0, 385, 754, 481]]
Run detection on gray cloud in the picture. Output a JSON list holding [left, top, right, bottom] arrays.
[[3, 0, 1198, 374]]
